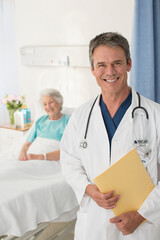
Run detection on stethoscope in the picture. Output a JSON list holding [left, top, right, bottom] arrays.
[[80, 92, 149, 149]]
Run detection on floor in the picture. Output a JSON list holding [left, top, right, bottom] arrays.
[[62, 233, 74, 240], [0, 220, 75, 240], [35, 221, 75, 240]]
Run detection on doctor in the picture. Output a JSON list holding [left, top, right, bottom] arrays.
[[60, 32, 160, 240]]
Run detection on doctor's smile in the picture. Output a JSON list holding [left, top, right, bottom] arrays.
[[101, 76, 120, 83]]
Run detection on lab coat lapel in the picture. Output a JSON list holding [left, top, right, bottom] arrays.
[[89, 96, 111, 174]]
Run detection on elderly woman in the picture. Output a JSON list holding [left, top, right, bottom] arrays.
[[18, 88, 70, 161]]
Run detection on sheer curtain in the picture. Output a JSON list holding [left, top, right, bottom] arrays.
[[130, 0, 160, 103], [0, 0, 19, 124]]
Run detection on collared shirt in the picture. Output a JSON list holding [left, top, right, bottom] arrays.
[[100, 92, 132, 146]]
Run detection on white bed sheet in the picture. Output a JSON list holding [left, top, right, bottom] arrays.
[[0, 137, 78, 237]]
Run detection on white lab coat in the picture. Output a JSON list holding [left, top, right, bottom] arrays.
[[60, 88, 160, 240]]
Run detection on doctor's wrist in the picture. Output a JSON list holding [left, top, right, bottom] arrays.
[[85, 184, 98, 197]]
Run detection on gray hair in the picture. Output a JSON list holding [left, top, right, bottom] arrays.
[[89, 32, 131, 69], [40, 88, 63, 105]]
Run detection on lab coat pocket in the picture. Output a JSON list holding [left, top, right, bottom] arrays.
[[136, 145, 152, 168], [74, 211, 87, 240]]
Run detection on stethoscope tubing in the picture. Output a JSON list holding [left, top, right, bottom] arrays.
[[83, 92, 149, 142], [84, 95, 99, 140], [132, 92, 149, 119]]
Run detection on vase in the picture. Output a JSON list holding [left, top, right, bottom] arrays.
[[8, 109, 16, 125]]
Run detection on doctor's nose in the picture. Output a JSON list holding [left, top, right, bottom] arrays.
[[105, 64, 116, 75]]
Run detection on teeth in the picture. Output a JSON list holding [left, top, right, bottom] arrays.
[[107, 79, 117, 82], [104, 78, 118, 83]]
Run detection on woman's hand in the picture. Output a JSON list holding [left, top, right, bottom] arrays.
[[19, 149, 60, 161], [18, 141, 32, 161], [18, 151, 27, 161], [26, 151, 60, 160], [26, 153, 45, 160]]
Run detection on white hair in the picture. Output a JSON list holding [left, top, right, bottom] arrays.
[[40, 88, 63, 105]]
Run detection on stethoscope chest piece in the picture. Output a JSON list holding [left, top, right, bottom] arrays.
[[79, 96, 99, 149], [80, 140, 88, 149]]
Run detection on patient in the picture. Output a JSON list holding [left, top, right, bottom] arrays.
[[18, 88, 70, 161]]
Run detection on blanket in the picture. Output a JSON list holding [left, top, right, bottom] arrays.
[[0, 137, 78, 236]]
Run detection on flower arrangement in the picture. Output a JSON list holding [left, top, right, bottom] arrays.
[[1, 94, 25, 125], [1, 94, 25, 110]]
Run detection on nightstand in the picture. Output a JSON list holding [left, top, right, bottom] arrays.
[[0, 123, 32, 151]]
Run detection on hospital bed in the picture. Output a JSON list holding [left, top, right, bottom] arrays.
[[0, 106, 78, 240]]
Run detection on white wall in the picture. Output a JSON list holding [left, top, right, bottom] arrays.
[[14, 0, 134, 119]]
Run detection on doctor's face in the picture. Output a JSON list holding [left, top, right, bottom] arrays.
[[42, 95, 62, 120], [91, 45, 131, 97]]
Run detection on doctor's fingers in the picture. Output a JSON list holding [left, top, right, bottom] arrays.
[[96, 200, 116, 209], [96, 195, 120, 209], [103, 191, 117, 199], [97, 191, 120, 203]]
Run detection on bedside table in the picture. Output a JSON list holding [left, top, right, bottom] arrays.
[[0, 123, 32, 151]]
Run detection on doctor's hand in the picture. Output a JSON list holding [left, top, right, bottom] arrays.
[[110, 211, 145, 235], [85, 184, 120, 209]]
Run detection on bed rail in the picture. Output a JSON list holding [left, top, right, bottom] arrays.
[[1, 220, 75, 240]]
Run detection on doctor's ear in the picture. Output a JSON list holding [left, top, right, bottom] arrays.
[[127, 58, 132, 72]]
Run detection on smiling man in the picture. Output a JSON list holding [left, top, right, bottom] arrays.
[[91, 43, 131, 118], [60, 32, 160, 240]]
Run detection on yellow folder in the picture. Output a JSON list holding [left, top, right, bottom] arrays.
[[94, 149, 154, 216]]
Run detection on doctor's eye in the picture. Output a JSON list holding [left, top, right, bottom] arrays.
[[97, 63, 105, 68], [113, 61, 123, 66]]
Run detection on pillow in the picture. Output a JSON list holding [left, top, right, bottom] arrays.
[[62, 106, 75, 116], [34, 100, 75, 120]]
